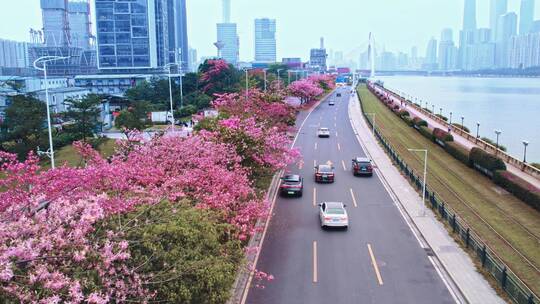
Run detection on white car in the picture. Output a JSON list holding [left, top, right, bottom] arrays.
[[317, 127, 330, 138], [319, 202, 349, 229], [329, 101, 335, 106]]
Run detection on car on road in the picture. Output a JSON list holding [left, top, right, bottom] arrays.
[[317, 127, 330, 138], [329, 100, 335, 106], [319, 202, 349, 228], [314, 164, 335, 183], [352, 157, 373, 176], [279, 174, 303, 197], [336, 93, 342, 97]]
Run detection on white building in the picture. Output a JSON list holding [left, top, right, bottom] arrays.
[[68, 1, 91, 49], [254, 18, 276, 63], [490, 0, 508, 41], [438, 29, 457, 71], [496, 12, 517, 68], [74, 74, 153, 96], [424, 37, 438, 70], [509, 32, 540, 68], [35, 87, 90, 113], [519, 0, 535, 35], [0, 39, 32, 68]]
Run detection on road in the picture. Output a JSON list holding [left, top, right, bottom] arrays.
[[245, 87, 455, 304]]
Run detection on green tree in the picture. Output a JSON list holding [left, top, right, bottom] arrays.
[[64, 94, 102, 140], [0, 94, 47, 159], [114, 101, 151, 130]]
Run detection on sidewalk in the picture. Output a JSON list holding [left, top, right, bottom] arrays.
[[348, 92, 504, 304], [374, 86, 540, 188]]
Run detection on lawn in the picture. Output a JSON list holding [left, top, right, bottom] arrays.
[[42, 138, 116, 168], [357, 84, 540, 296]]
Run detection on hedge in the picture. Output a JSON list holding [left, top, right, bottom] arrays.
[[444, 142, 470, 166], [435, 114, 448, 121], [452, 123, 470, 133], [469, 147, 506, 173], [423, 108, 433, 113], [412, 117, 428, 127], [417, 126, 432, 140], [399, 110, 410, 117], [402, 116, 414, 127], [480, 137, 507, 152], [493, 170, 540, 211], [432, 128, 454, 142]]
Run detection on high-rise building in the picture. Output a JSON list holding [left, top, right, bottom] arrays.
[[309, 37, 327, 72], [0, 39, 32, 68], [463, 0, 477, 31], [68, 1, 91, 49], [490, 0, 508, 40], [495, 12, 518, 67], [462, 28, 496, 70], [188, 47, 198, 72], [533, 20, 540, 33], [41, 0, 70, 47], [509, 32, 540, 68], [216, 0, 239, 65], [438, 29, 457, 71], [167, 0, 189, 70], [254, 18, 276, 62], [519, 0, 535, 35], [424, 37, 438, 70]]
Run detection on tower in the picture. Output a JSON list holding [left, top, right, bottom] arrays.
[[519, 0, 535, 35], [254, 18, 276, 62]]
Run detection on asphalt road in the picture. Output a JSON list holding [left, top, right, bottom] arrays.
[[245, 87, 455, 304]]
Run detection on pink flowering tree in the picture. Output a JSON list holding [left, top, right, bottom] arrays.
[[287, 79, 324, 104], [308, 74, 336, 91], [199, 59, 241, 95]]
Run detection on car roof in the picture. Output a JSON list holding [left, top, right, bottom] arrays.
[[319, 127, 329, 130], [354, 157, 371, 162], [317, 164, 332, 169], [283, 174, 301, 181], [324, 202, 344, 208]]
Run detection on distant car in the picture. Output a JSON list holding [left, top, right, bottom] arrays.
[[319, 202, 349, 229], [329, 101, 335, 106], [314, 164, 335, 183], [317, 127, 330, 138], [279, 174, 303, 197], [352, 157, 373, 176], [336, 93, 342, 97]]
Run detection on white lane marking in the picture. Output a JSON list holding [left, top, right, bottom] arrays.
[[367, 243, 384, 285], [336, 131, 339, 137], [350, 188, 358, 207], [342, 160, 347, 171], [313, 241, 318, 283], [337, 143, 341, 151], [313, 187, 317, 207], [315, 142, 318, 150]]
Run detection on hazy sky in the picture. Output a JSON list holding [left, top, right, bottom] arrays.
[[1, 0, 538, 61]]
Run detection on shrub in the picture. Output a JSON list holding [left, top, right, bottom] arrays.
[[444, 142, 470, 166], [480, 137, 507, 152], [414, 103, 421, 107], [423, 108, 433, 113], [402, 116, 414, 127], [493, 170, 540, 211], [469, 147, 506, 174], [393, 105, 400, 111], [399, 110, 410, 117], [452, 123, 470, 133], [532, 163, 540, 170], [412, 117, 428, 127], [53, 132, 81, 149], [417, 126, 432, 140], [432, 128, 454, 142], [435, 114, 448, 121]]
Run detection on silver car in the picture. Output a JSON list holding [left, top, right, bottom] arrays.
[[317, 127, 330, 138], [319, 202, 349, 229]]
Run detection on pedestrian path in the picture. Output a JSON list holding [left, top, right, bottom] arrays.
[[372, 86, 540, 188], [348, 92, 504, 304]]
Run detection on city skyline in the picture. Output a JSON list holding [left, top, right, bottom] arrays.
[[1, 0, 539, 62]]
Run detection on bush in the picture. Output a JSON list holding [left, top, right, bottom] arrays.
[[402, 116, 414, 127], [432, 128, 454, 142], [493, 171, 540, 211], [417, 126, 432, 140], [53, 132, 81, 149], [480, 137, 507, 152], [412, 117, 428, 127], [423, 108, 433, 113], [532, 163, 540, 170], [393, 105, 400, 111], [399, 110, 410, 117], [469, 147, 506, 174], [435, 114, 448, 121], [444, 142, 470, 166], [452, 123, 470, 133]]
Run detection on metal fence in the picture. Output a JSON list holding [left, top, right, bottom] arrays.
[[358, 94, 539, 304]]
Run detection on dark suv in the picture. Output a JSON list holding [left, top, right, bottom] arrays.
[[352, 157, 373, 176], [314, 164, 335, 183], [279, 175, 304, 197]]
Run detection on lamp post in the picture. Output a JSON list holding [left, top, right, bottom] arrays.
[[476, 122, 480, 143], [288, 70, 291, 84], [277, 69, 283, 89], [522, 141, 529, 164], [494, 130, 502, 153], [408, 149, 428, 217], [439, 107, 442, 116], [164, 63, 179, 128], [243, 68, 249, 102], [33, 55, 70, 169], [460, 116, 464, 130], [365, 113, 376, 135], [263, 68, 267, 92], [449, 112, 453, 124]]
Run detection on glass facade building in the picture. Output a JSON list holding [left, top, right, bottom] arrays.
[[254, 18, 276, 62]]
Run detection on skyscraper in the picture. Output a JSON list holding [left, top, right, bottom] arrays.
[[167, 0, 189, 70], [41, 0, 70, 47], [216, 0, 239, 65], [425, 37, 438, 70], [310, 37, 327, 72], [68, 1, 91, 49], [438, 29, 457, 71], [495, 12, 518, 67], [519, 0, 535, 35], [254, 18, 276, 62], [490, 0, 508, 40], [463, 0, 477, 31]]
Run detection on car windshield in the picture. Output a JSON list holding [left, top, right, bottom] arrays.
[[283, 175, 300, 182], [358, 162, 371, 166], [326, 208, 345, 215], [318, 165, 332, 172], [319, 128, 329, 132]]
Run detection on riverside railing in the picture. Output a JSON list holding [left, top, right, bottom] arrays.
[[358, 92, 539, 304], [379, 85, 540, 179]]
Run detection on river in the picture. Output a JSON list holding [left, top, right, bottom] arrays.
[[376, 76, 540, 163]]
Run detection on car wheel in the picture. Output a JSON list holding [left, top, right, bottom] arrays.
[[298, 191, 303, 197], [344, 226, 349, 230]]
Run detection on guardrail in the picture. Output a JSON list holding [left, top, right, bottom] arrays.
[[378, 85, 540, 180], [357, 90, 539, 304]]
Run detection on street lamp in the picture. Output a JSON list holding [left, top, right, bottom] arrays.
[[439, 107, 442, 116], [263, 68, 268, 92], [522, 141, 529, 164], [243, 68, 249, 102], [365, 112, 376, 135], [277, 69, 283, 89], [33, 55, 71, 169], [476, 122, 480, 143], [494, 130, 502, 153], [408, 148, 428, 217], [164, 63, 179, 128], [461, 116, 464, 130], [449, 112, 453, 124]]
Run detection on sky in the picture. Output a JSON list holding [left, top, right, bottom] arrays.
[[0, 0, 538, 62]]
